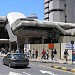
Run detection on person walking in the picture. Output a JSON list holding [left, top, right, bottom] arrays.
[[28, 50, 31, 58], [46, 50, 49, 60], [54, 49, 57, 60], [51, 49, 54, 60], [24, 49, 27, 55], [41, 48, 46, 59], [32, 48, 35, 59], [35, 49, 38, 59], [64, 49, 69, 62]]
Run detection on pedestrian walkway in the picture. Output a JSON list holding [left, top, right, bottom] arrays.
[[29, 58, 75, 64]]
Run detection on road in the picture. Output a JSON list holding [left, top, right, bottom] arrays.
[[0, 57, 74, 75]]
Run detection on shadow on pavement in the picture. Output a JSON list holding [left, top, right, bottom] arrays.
[[12, 66, 31, 69]]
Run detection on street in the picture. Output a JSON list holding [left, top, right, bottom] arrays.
[[0, 57, 74, 75]]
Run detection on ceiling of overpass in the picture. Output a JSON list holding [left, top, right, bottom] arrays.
[[14, 26, 64, 43]]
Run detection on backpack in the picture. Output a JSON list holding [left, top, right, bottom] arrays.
[[54, 50, 57, 54], [64, 51, 68, 55]]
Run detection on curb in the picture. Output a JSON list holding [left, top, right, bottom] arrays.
[[29, 59, 75, 65], [51, 65, 75, 73], [29, 59, 40, 62], [29, 59, 59, 63], [40, 60, 59, 63]]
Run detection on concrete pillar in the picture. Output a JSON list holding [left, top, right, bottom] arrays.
[[16, 37, 20, 50], [17, 40, 19, 50], [9, 41, 11, 53], [25, 37, 28, 44], [24, 37, 29, 53]]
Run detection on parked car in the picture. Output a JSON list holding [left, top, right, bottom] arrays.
[[3, 53, 29, 68]]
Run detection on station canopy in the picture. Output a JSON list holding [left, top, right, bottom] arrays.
[[5, 12, 75, 43]]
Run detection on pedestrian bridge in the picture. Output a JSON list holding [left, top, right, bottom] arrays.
[[5, 12, 75, 43]]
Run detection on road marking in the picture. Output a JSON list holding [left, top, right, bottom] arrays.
[[8, 71, 31, 75], [22, 72, 31, 75], [38, 64, 74, 74], [38, 65, 50, 69], [8, 71, 22, 75], [40, 70, 57, 75], [31, 63, 74, 74]]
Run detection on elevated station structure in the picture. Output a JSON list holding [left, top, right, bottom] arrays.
[[10, 12, 75, 44], [0, 12, 75, 50]]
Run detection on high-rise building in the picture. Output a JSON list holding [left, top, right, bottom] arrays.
[[44, 0, 75, 23]]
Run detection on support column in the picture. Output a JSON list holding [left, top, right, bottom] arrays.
[[17, 40, 19, 50], [24, 37, 28, 53], [25, 37, 28, 44], [16, 37, 20, 50], [9, 41, 11, 53]]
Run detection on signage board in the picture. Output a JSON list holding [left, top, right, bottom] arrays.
[[66, 43, 75, 50]]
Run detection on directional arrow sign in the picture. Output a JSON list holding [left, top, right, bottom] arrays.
[[40, 70, 57, 75]]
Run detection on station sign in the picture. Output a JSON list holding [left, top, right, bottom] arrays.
[[66, 43, 75, 50]]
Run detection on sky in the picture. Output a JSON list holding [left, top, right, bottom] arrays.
[[0, 0, 44, 20]]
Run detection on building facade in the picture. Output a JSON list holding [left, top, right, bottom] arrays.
[[0, 12, 75, 59], [44, 0, 75, 23]]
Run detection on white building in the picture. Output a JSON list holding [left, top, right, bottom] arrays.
[[44, 0, 75, 23]]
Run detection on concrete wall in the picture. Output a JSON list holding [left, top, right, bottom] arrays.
[[59, 36, 75, 43], [49, 11, 65, 22], [30, 43, 73, 60], [30, 44, 60, 59], [49, 0, 64, 10], [65, 0, 75, 23], [44, 0, 75, 23]]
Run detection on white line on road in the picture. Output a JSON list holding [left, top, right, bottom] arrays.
[[40, 70, 58, 75], [8, 71, 22, 75], [8, 71, 31, 75], [31, 63, 74, 74]]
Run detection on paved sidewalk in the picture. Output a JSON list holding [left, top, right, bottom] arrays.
[[29, 58, 75, 64]]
